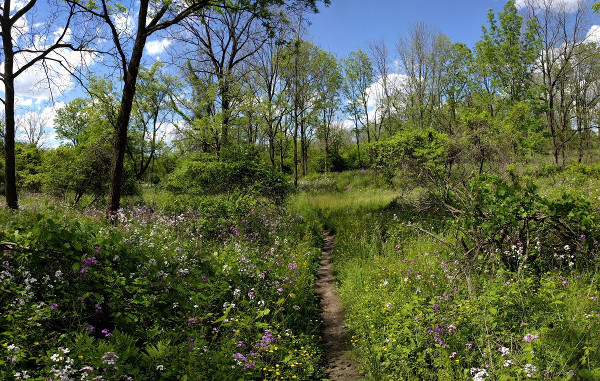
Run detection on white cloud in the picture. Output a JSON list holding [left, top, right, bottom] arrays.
[[15, 96, 33, 107], [586, 25, 600, 43], [146, 38, 172, 56], [158, 120, 183, 144], [1, 41, 96, 104], [515, 0, 583, 12], [341, 119, 355, 130], [365, 73, 408, 110], [113, 11, 136, 37], [342, 73, 409, 130]]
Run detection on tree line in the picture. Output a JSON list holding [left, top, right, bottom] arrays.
[[2, 0, 600, 210]]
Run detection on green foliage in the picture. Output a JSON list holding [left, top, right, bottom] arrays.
[[294, 173, 600, 380], [475, 0, 541, 103], [369, 128, 448, 183], [0, 192, 324, 379], [165, 152, 290, 203], [14, 143, 43, 193], [42, 135, 139, 205], [449, 174, 599, 273]]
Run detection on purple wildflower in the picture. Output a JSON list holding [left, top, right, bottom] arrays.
[[523, 333, 538, 342]]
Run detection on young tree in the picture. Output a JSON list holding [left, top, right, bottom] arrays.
[[253, 23, 290, 168], [128, 62, 176, 180], [314, 50, 342, 173], [521, 0, 593, 164], [475, 0, 540, 105], [396, 22, 442, 129], [369, 38, 395, 137], [343, 49, 374, 166]]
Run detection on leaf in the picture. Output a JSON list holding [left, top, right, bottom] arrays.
[[256, 308, 270, 318], [72, 262, 80, 272]]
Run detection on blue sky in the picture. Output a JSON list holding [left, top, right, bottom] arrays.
[[307, 0, 511, 58]]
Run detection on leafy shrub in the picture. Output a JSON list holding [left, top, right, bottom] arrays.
[[369, 128, 448, 184], [43, 137, 139, 204], [15, 143, 43, 193], [0, 198, 324, 380], [447, 174, 600, 273], [165, 155, 290, 203]]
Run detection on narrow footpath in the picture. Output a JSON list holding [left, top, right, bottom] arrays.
[[316, 232, 363, 381]]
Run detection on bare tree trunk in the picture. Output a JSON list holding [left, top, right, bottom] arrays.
[[293, 106, 299, 187], [107, 32, 148, 214], [2, 31, 18, 209]]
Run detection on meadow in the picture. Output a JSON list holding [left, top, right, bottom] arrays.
[[292, 168, 600, 380], [3, 163, 600, 380]]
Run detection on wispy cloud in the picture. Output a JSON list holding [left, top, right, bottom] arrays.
[[515, 0, 584, 12]]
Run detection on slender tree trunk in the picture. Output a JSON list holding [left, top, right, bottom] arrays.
[[300, 117, 306, 176], [354, 126, 361, 168], [548, 94, 559, 165], [107, 36, 147, 214], [279, 138, 285, 172], [323, 110, 329, 174], [269, 133, 276, 168], [293, 107, 298, 187], [2, 15, 18, 209]]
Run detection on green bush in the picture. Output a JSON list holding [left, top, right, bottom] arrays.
[[42, 137, 139, 205], [165, 155, 290, 203], [14, 143, 43, 193], [369, 128, 448, 184], [0, 197, 324, 380], [448, 174, 600, 273]]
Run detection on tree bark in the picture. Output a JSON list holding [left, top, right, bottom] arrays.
[[107, 25, 148, 214], [2, 18, 18, 209]]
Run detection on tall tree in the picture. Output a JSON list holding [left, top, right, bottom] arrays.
[[521, 0, 592, 164], [253, 22, 289, 168], [314, 50, 341, 173], [73, 0, 328, 214], [1, 0, 84, 209], [475, 0, 540, 104], [175, 1, 271, 153], [396, 22, 442, 129], [369, 38, 394, 137], [72, 0, 220, 214]]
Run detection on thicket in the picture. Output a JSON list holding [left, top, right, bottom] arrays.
[[0, 195, 325, 380]]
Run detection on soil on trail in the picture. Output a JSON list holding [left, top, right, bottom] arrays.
[[316, 232, 363, 381]]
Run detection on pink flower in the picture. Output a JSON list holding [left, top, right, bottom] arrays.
[[523, 333, 538, 342]]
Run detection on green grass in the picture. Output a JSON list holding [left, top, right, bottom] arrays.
[[292, 170, 600, 380]]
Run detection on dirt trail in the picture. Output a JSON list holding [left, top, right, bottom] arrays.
[[316, 232, 363, 381]]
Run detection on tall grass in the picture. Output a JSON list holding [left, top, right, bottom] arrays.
[[292, 170, 600, 380]]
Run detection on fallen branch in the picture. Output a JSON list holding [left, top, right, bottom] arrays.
[[405, 223, 461, 254]]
